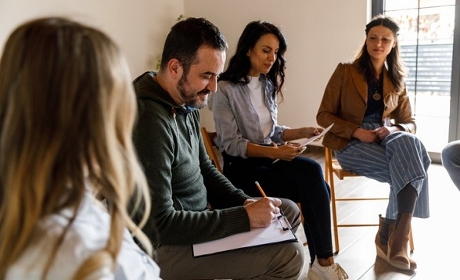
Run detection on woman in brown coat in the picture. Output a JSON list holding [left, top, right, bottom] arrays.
[[317, 15, 430, 272]]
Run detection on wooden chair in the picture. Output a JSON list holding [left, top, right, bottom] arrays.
[[201, 127, 222, 172], [324, 146, 414, 254]]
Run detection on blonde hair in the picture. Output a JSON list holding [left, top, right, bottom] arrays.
[[0, 17, 151, 279]]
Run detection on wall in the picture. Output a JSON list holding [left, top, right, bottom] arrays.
[[0, 0, 184, 78], [185, 0, 371, 143], [0, 0, 372, 144]]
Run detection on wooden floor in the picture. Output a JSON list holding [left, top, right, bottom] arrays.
[[295, 147, 459, 280]]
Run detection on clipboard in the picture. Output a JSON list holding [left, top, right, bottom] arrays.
[[192, 214, 297, 257]]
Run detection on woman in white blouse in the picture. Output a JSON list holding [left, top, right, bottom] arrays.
[[210, 20, 348, 280], [0, 17, 160, 279]]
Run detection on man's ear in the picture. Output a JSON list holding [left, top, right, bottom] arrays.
[[167, 58, 183, 80]]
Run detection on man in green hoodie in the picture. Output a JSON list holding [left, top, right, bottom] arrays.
[[132, 17, 305, 279]]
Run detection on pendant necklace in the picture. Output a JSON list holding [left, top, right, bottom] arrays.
[[372, 80, 381, 101]]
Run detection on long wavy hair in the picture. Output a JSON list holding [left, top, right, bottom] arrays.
[[0, 17, 151, 279], [218, 20, 287, 100], [355, 14, 406, 92]]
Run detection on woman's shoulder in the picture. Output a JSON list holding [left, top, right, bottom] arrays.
[[335, 61, 356, 69], [41, 195, 112, 266], [217, 79, 241, 90], [216, 79, 248, 96], [331, 61, 361, 77], [6, 194, 111, 279], [7, 192, 160, 279]]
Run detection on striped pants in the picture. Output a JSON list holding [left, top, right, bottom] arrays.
[[335, 124, 431, 220]]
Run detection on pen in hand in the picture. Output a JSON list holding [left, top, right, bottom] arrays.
[[254, 181, 291, 230], [255, 181, 282, 214], [255, 181, 267, 197]]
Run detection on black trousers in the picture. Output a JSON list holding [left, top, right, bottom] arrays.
[[222, 152, 334, 261]]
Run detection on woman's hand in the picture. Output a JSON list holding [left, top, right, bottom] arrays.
[[247, 141, 305, 161], [298, 126, 323, 139], [272, 142, 306, 161], [353, 126, 400, 143], [282, 127, 323, 142], [373, 126, 400, 141], [352, 128, 380, 143]]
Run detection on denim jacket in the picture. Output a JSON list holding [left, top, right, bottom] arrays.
[[210, 75, 288, 158]]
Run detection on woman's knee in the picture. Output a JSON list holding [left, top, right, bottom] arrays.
[[279, 198, 301, 227], [442, 141, 460, 167], [294, 156, 323, 174], [441, 146, 452, 167], [279, 198, 299, 214]]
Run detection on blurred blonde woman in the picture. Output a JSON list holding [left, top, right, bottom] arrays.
[[0, 17, 160, 279]]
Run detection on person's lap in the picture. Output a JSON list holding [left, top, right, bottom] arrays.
[[335, 132, 430, 219], [156, 239, 305, 279], [238, 156, 326, 201], [155, 198, 305, 279]]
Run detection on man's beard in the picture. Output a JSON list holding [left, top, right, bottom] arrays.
[[177, 74, 210, 109]]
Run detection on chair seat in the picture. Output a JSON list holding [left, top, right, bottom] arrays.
[[331, 160, 360, 180]]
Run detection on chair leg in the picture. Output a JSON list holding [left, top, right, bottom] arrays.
[[329, 171, 340, 255], [325, 147, 340, 254]]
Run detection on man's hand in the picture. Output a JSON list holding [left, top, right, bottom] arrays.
[[243, 198, 257, 205], [244, 197, 282, 228]]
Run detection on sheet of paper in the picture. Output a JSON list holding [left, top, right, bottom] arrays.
[[192, 216, 297, 257], [298, 123, 334, 147]]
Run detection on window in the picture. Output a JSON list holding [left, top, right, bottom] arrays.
[[374, 0, 458, 160]]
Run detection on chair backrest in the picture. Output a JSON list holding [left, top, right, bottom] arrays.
[[201, 127, 222, 173]]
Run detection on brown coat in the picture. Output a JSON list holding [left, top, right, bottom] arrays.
[[316, 62, 416, 150]]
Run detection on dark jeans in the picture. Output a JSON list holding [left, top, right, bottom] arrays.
[[222, 152, 333, 262]]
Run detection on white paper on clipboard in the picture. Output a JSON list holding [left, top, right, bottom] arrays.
[[192, 215, 297, 257]]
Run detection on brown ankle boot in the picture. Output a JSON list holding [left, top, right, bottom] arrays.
[[375, 214, 392, 260], [387, 213, 416, 271], [375, 214, 416, 270]]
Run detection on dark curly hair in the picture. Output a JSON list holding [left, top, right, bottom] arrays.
[[218, 20, 287, 100]]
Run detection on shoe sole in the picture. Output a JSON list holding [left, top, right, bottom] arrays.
[[376, 245, 416, 270], [388, 259, 411, 271], [306, 271, 321, 280]]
